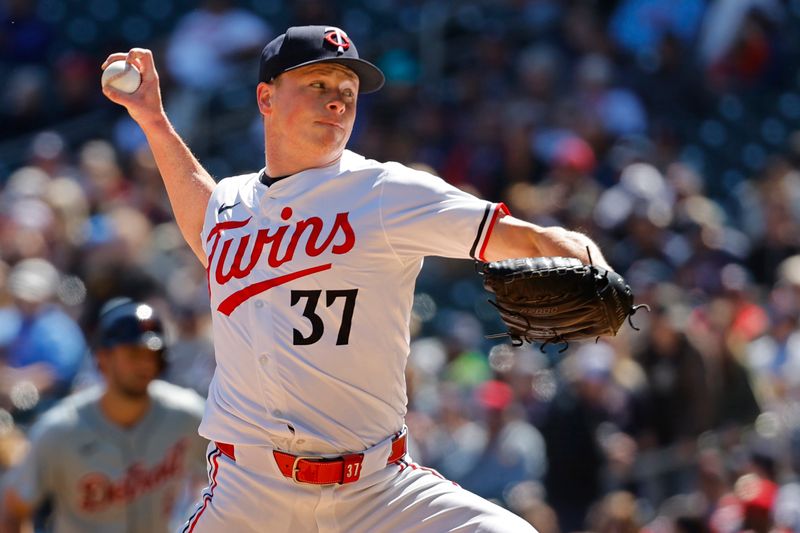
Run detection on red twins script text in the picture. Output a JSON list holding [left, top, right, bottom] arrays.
[[207, 206, 356, 315]]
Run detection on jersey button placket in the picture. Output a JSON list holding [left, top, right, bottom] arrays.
[[255, 197, 292, 431], [255, 298, 288, 424], [253, 295, 279, 416]]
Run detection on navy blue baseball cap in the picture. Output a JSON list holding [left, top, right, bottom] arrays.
[[259, 26, 385, 94], [97, 298, 166, 354]]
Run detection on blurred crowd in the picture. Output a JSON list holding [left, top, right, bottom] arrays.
[[2, 0, 800, 531]]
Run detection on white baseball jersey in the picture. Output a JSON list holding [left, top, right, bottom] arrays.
[[199, 150, 507, 454], [4, 381, 208, 533]]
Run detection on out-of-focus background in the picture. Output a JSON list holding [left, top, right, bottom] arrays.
[[2, 0, 800, 530]]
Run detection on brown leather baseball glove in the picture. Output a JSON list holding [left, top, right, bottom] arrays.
[[481, 257, 644, 350]]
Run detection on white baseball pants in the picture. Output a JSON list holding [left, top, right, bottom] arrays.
[[181, 442, 538, 533]]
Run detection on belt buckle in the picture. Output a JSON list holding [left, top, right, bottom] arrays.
[[291, 455, 319, 484]]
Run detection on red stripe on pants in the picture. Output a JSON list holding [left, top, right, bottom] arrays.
[[185, 448, 223, 532]]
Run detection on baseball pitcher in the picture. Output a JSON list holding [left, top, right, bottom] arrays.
[[101, 26, 613, 533]]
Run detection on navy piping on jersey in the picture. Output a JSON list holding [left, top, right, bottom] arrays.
[[469, 204, 492, 260]]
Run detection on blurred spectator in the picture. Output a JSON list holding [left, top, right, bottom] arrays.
[[438, 311, 492, 388], [126, 146, 175, 224], [164, 0, 271, 141], [521, 135, 600, 228], [560, 3, 609, 58], [0, 66, 48, 139], [585, 490, 642, 533], [513, 44, 562, 129], [571, 53, 648, 138], [642, 492, 711, 533], [774, 478, 800, 532], [76, 139, 130, 211], [541, 342, 644, 531], [0, 259, 86, 423], [687, 296, 762, 431], [435, 379, 547, 504], [52, 52, 103, 119], [166, 0, 270, 90], [711, 472, 777, 533], [505, 481, 561, 533], [636, 301, 712, 501], [0, 166, 58, 264], [609, 0, 706, 60], [743, 156, 800, 286], [700, 0, 785, 92], [595, 162, 680, 275], [163, 305, 215, 398], [746, 305, 800, 410], [718, 264, 769, 346], [24, 131, 75, 181]]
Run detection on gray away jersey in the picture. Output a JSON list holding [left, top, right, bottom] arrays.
[[4, 380, 207, 533]]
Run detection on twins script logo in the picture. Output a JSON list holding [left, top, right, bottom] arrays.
[[77, 439, 188, 513], [207, 206, 356, 315]]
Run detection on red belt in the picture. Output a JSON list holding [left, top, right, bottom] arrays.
[[214, 432, 407, 485]]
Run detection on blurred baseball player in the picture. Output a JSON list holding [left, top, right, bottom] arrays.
[[0, 299, 208, 533], [101, 25, 610, 532]]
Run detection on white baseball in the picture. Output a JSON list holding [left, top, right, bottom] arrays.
[[101, 60, 141, 94]]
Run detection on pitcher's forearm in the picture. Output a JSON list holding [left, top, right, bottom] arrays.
[[100, 49, 214, 266], [531, 226, 608, 267], [485, 215, 610, 270], [141, 116, 215, 266]]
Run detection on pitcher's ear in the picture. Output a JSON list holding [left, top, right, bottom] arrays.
[[257, 82, 273, 115]]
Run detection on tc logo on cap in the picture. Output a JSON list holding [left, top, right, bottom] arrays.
[[324, 27, 350, 54]]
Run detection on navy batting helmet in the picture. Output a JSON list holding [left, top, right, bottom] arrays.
[[96, 298, 167, 358]]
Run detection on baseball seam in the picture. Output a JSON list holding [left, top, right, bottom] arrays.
[[105, 65, 140, 88]]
